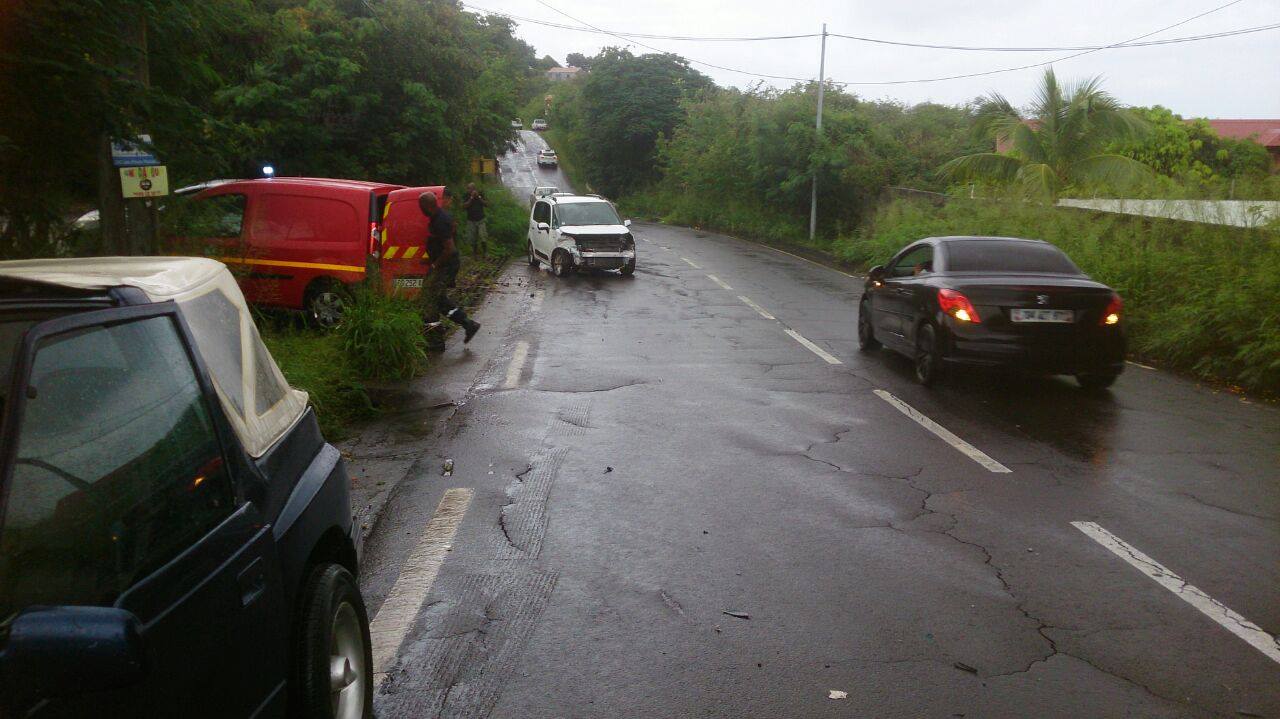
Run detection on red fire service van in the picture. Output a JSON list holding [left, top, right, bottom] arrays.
[[171, 178, 445, 326]]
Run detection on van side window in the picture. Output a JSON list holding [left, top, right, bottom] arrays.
[[533, 201, 550, 225], [0, 316, 234, 620], [164, 194, 245, 239]]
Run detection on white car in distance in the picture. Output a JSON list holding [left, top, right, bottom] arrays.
[[536, 150, 558, 167], [527, 194, 636, 277]]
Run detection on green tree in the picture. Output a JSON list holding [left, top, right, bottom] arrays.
[[1109, 106, 1272, 184], [938, 69, 1152, 198], [565, 52, 593, 71]]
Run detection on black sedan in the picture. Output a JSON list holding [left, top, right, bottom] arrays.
[[858, 236, 1125, 388]]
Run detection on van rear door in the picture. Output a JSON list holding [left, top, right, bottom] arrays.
[[379, 186, 446, 297]]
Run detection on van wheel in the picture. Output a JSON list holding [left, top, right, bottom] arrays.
[[293, 563, 372, 719], [306, 281, 348, 329], [528, 241, 538, 267], [551, 250, 573, 277]]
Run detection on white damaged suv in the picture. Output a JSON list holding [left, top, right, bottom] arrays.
[[527, 194, 636, 277]]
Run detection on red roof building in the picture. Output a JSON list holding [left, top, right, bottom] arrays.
[[1202, 120, 1280, 167]]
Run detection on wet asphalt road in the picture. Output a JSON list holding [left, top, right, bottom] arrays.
[[357, 133, 1280, 718]]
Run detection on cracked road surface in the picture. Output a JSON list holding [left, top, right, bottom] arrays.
[[355, 139, 1280, 717]]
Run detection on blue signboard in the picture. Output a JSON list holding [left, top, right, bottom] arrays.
[[111, 134, 160, 167]]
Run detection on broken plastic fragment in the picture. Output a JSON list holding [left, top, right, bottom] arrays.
[[953, 661, 977, 673], [828, 690, 848, 700], [442, 459, 454, 476], [723, 610, 750, 620]]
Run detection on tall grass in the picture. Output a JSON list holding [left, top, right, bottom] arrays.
[[338, 288, 426, 381], [837, 198, 1280, 395]]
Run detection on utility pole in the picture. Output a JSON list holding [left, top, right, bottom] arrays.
[[809, 23, 827, 242], [96, 9, 157, 256]]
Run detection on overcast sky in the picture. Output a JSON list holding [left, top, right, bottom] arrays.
[[471, 0, 1280, 117]]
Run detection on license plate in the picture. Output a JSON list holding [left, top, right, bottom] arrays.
[[1011, 308, 1074, 323], [393, 277, 424, 289]]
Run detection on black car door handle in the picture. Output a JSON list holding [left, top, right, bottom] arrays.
[[236, 557, 267, 607]]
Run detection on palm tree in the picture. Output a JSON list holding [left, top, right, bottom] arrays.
[[939, 69, 1152, 197]]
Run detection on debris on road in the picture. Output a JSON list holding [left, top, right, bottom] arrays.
[[605, 466, 613, 473], [828, 690, 848, 700], [723, 610, 750, 620], [953, 662, 978, 674], [442, 458, 455, 476]]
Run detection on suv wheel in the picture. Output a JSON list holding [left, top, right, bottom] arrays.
[[551, 250, 574, 277], [307, 281, 348, 329], [857, 301, 879, 351], [293, 564, 372, 719]]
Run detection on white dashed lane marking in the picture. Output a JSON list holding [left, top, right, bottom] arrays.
[[784, 328, 843, 365], [872, 390, 1010, 473], [737, 296, 775, 320], [706, 274, 733, 290], [504, 341, 530, 389], [681, 257, 701, 269], [370, 488, 474, 681], [1072, 521, 1280, 665]]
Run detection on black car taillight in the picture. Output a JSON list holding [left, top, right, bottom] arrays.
[[1100, 292, 1122, 326], [938, 288, 981, 323]]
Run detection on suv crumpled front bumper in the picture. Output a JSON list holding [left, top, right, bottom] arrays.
[[569, 246, 635, 270]]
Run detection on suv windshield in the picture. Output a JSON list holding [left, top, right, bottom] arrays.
[[945, 240, 1081, 274], [556, 202, 621, 227]]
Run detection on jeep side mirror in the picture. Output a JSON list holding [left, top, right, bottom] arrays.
[[0, 606, 147, 705], [537, 222, 550, 233], [623, 219, 632, 227]]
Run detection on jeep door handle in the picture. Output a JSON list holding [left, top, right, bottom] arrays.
[[236, 557, 267, 607]]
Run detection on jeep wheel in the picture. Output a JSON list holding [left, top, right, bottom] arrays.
[[293, 564, 372, 719], [527, 241, 538, 267], [551, 250, 574, 277]]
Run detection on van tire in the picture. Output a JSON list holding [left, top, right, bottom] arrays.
[[292, 563, 372, 719], [306, 280, 349, 329]]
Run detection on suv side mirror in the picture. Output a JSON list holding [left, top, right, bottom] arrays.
[[623, 219, 632, 227], [0, 607, 147, 703], [537, 222, 550, 233]]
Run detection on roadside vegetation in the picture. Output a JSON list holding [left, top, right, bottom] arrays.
[[538, 53, 1277, 393]]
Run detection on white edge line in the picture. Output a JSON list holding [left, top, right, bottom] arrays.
[[503, 341, 530, 389], [371, 487, 474, 679], [1126, 360, 1157, 370], [872, 389, 1010, 473], [784, 328, 843, 365], [681, 257, 702, 269], [737, 295, 776, 320], [1072, 521, 1280, 665], [706, 274, 733, 290]]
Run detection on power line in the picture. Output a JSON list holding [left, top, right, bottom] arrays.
[[472, 0, 1260, 87], [831, 0, 1249, 86], [466, 2, 1276, 51]]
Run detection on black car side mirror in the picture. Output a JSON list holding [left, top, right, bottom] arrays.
[[868, 265, 886, 284], [0, 606, 147, 705]]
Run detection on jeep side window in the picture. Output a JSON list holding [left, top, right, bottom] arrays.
[[0, 316, 234, 620], [533, 201, 550, 225]]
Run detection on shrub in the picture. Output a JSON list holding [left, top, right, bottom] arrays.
[[338, 288, 426, 381]]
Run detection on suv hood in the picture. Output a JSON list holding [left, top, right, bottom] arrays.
[[560, 224, 629, 236]]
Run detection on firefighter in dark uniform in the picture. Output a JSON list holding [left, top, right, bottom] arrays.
[[419, 191, 481, 345]]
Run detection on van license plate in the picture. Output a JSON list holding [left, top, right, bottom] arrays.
[[1011, 308, 1073, 323], [393, 277, 424, 289]]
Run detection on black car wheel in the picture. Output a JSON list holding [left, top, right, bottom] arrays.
[[620, 259, 636, 276], [293, 564, 373, 719], [914, 323, 943, 386], [551, 250, 574, 277], [306, 281, 348, 329], [857, 301, 879, 351], [1076, 372, 1119, 390]]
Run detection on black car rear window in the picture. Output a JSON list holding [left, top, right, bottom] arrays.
[[945, 240, 1080, 274]]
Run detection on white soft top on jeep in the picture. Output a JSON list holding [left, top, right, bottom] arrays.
[[0, 256, 308, 458]]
